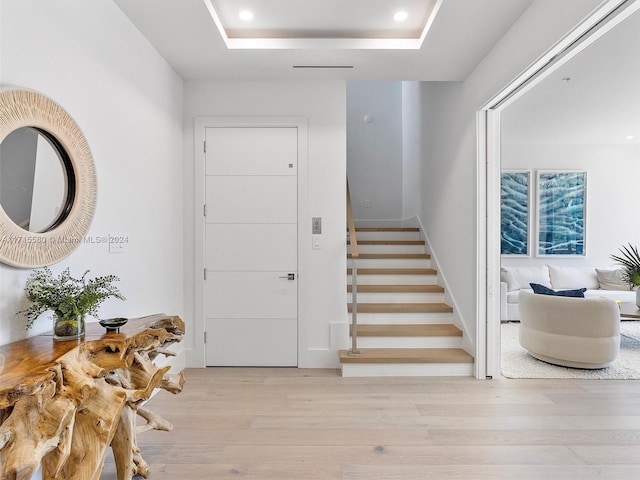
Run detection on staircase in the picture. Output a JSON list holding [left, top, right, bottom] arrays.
[[339, 227, 474, 377]]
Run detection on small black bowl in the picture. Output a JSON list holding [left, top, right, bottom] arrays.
[[99, 317, 128, 333]]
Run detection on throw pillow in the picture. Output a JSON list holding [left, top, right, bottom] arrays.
[[530, 282, 587, 298], [548, 265, 599, 290], [500, 267, 520, 292], [595, 268, 631, 291], [502, 265, 551, 292]]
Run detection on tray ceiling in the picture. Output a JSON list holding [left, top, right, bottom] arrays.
[[113, 0, 534, 81], [205, 0, 441, 49]]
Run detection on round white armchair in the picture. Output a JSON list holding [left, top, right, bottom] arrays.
[[518, 291, 621, 369]]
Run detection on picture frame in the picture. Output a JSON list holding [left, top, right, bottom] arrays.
[[500, 170, 531, 256], [536, 170, 587, 256]]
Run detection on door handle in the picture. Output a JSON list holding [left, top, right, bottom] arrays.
[[279, 273, 295, 280]]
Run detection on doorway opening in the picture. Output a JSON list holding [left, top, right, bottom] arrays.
[[478, 0, 640, 378]]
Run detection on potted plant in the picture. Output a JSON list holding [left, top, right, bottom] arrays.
[[611, 244, 640, 308], [18, 267, 125, 340]]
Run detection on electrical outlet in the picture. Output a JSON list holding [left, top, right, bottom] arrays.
[[364, 200, 371, 208]]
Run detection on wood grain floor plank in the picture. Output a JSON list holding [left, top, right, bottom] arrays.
[[342, 465, 640, 480], [569, 445, 640, 464], [428, 428, 640, 446], [216, 445, 584, 466], [99, 368, 640, 480], [103, 463, 342, 480]]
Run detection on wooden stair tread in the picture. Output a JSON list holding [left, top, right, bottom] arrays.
[[343, 224, 475, 373], [348, 303, 453, 313], [350, 324, 462, 337], [354, 227, 420, 232], [348, 284, 444, 293], [339, 348, 473, 364], [347, 268, 437, 275], [348, 240, 424, 245], [348, 253, 431, 259]]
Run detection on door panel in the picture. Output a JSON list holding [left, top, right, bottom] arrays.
[[206, 318, 298, 366], [204, 126, 298, 366], [206, 176, 297, 224], [206, 224, 296, 272], [206, 127, 297, 176], [205, 272, 297, 319]]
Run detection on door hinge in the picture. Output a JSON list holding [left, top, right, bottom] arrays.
[[203, 140, 206, 153], [204, 331, 207, 344], [204, 268, 207, 280], [204, 204, 207, 217]]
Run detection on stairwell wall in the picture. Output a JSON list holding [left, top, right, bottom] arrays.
[[346, 81, 404, 223], [401, 81, 423, 222], [416, 0, 603, 358]]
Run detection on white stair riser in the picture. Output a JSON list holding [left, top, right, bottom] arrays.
[[341, 362, 474, 377], [348, 292, 445, 303], [342, 226, 472, 378], [348, 274, 438, 285], [348, 258, 431, 269], [353, 336, 463, 349], [354, 231, 421, 241], [349, 244, 425, 254], [351, 312, 454, 324]]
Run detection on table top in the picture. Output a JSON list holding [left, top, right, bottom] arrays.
[[0, 313, 179, 389], [620, 302, 640, 319]]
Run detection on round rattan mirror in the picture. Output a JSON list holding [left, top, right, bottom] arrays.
[[0, 88, 96, 268]]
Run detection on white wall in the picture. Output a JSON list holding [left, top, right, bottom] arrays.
[[183, 80, 347, 368], [416, 0, 603, 353], [0, 1, 184, 346], [401, 81, 423, 221], [346, 81, 403, 222], [501, 143, 640, 269], [347, 80, 423, 224]]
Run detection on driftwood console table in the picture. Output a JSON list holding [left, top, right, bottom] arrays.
[[0, 314, 185, 480]]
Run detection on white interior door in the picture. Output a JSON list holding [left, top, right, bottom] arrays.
[[204, 127, 298, 366]]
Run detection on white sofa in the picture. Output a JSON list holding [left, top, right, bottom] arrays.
[[519, 291, 620, 369], [501, 264, 635, 321]]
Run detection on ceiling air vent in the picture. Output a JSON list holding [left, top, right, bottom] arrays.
[[292, 65, 354, 69]]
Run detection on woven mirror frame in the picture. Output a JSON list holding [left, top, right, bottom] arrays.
[[0, 88, 96, 268]]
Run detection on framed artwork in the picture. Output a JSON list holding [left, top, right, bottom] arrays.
[[500, 170, 531, 256], [536, 170, 586, 256]]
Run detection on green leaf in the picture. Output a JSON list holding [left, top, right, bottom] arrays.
[[16, 267, 126, 329], [611, 244, 640, 287]]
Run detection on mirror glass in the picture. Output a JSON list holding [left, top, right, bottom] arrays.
[[0, 127, 74, 233]]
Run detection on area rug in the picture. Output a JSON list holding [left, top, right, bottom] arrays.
[[501, 321, 640, 379]]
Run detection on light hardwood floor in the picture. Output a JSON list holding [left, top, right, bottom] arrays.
[[102, 368, 640, 479]]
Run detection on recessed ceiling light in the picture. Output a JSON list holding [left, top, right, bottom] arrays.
[[393, 11, 409, 22], [626, 135, 635, 140], [238, 10, 254, 21]]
